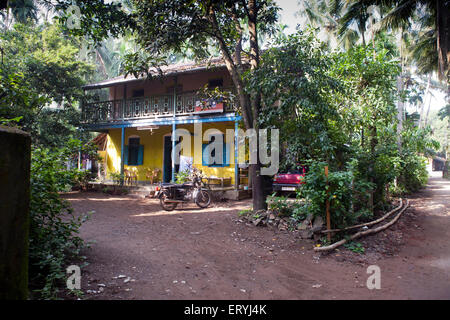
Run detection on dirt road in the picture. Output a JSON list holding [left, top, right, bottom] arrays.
[[66, 170, 450, 300]]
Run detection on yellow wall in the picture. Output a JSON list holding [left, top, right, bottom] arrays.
[[106, 122, 237, 184]]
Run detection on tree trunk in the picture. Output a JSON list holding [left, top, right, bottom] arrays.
[[419, 74, 432, 128], [207, 2, 266, 210], [396, 28, 404, 150], [247, 0, 266, 211], [396, 75, 404, 147], [436, 0, 450, 81]]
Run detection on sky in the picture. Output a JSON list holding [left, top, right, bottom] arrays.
[[276, 0, 302, 35]]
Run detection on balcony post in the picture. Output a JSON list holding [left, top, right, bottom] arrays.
[[122, 84, 127, 119], [120, 126, 125, 185], [171, 78, 177, 183]]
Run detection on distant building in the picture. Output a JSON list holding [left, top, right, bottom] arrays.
[[432, 157, 446, 171]]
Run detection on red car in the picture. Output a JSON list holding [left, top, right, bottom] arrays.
[[272, 165, 308, 193]]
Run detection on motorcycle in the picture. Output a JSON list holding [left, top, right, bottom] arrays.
[[155, 168, 211, 211]]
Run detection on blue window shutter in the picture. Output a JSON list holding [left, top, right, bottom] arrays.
[[124, 145, 128, 165], [223, 143, 229, 167], [202, 142, 229, 167], [137, 145, 144, 165], [202, 144, 210, 166]]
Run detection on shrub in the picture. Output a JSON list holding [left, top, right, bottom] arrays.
[[444, 160, 450, 180], [29, 147, 90, 299], [266, 193, 291, 217], [109, 171, 123, 185], [175, 169, 190, 184], [298, 161, 374, 229], [398, 153, 428, 192]]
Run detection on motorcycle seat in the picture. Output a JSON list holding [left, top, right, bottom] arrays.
[[160, 183, 178, 187]]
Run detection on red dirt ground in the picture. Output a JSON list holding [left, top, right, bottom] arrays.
[[64, 170, 450, 300]]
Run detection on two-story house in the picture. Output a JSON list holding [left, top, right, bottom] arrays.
[[81, 57, 248, 191]]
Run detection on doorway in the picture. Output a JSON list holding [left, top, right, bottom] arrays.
[[163, 135, 180, 182]]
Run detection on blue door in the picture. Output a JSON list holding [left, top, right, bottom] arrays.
[[163, 136, 172, 183]]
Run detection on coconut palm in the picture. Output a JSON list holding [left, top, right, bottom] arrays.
[[360, 0, 448, 81], [8, 0, 38, 24], [297, 0, 361, 50]]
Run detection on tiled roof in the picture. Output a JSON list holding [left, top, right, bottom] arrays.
[[83, 56, 228, 90]]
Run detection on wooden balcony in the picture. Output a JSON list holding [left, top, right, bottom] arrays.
[[81, 90, 237, 124]]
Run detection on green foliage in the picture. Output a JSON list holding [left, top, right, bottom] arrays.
[[109, 171, 124, 185], [250, 30, 437, 228], [266, 193, 292, 217], [299, 161, 374, 229], [0, 22, 94, 148], [249, 29, 343, 166], [395, 121, 439, 193], [443, 161, 450, 180], [344, 241, 365, 254], [29, 146, 91, 299], [175, 169, 190, 184], [238, 208, 252, 217]]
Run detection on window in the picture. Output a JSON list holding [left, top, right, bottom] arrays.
[[202, 134, 229, 167], [208, 78, 223, 89], [124, 137, 144, 166]]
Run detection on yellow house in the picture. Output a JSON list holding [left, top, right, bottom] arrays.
[[82, 58, 247, 190]]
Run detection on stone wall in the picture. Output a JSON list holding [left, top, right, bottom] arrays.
[[0, 126, 31, 299]]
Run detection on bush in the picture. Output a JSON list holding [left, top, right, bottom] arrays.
[[398, 153, 428, 193], [175, 169, 190, 184], [444, 161, 450, 180], [266, 193, 292, 217], [29, 147, 90, 299], [298, 161, 374, 229], [109, 171, 123, 185]]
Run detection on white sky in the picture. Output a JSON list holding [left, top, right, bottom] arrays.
[[276, 0, 302, 35]]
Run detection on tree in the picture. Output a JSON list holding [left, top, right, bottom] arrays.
[[248, 29, 345, 168], [354, 0, 449, 81], [0, 22, 94, 147], [296, 0, 360, 50], [9, 0, 38, 24]]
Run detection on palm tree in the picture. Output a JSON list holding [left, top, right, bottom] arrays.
[[367, 0, 448, 81], [8, 0, 38, 24], [296, 0, 361, 50]]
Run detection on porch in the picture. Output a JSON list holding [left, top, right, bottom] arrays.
[[88, 115, 251, 195], [88, 181, 251, 200]]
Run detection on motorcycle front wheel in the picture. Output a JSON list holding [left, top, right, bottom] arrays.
[[195, 189, 211, 208], [160, 190, 178, 211]]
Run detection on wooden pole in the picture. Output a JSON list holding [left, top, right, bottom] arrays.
[[325, 166, 331, 242]]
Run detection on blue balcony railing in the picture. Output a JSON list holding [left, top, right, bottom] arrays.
[[81, 90, 236, 124]]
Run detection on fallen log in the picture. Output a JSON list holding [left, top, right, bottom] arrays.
[[314, 199, 409, 252], [321, 198, 403, 234]]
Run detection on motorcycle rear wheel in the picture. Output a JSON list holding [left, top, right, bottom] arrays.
[[195, 190, 211, 208], [160, 190, 178, 211]]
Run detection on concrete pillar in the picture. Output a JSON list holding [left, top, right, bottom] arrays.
[[0, 126, 31, 299]]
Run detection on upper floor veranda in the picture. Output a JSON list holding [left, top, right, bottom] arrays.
[[81, 58, 240, 130]]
